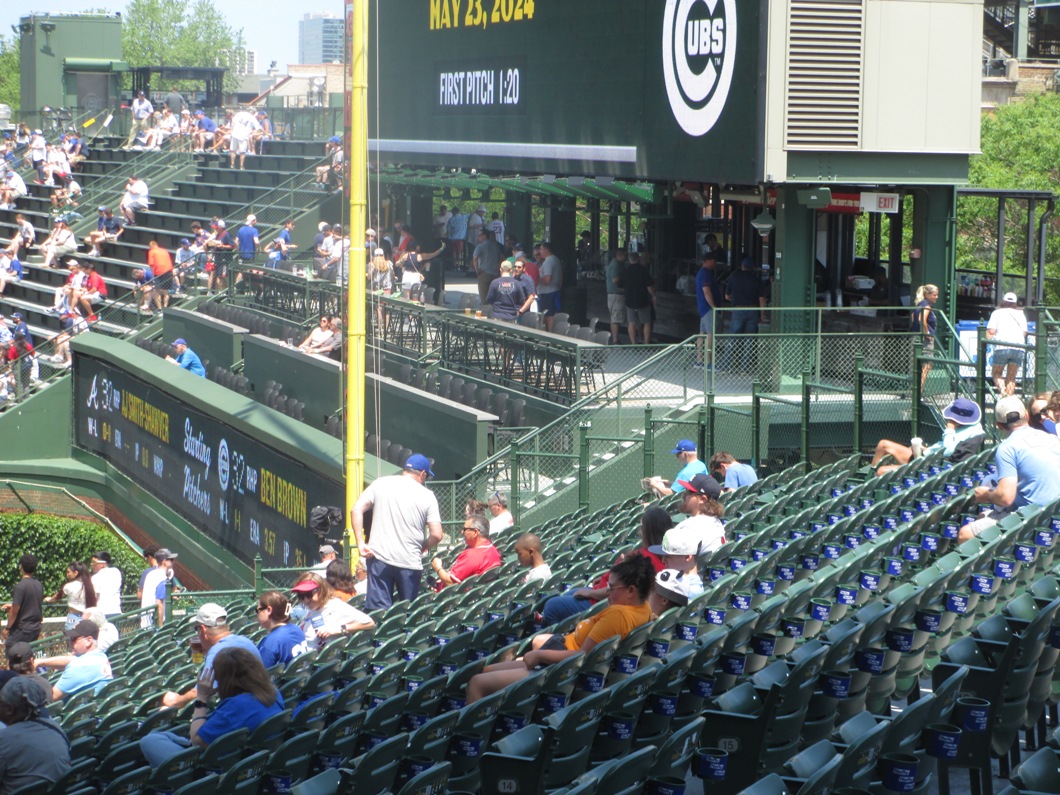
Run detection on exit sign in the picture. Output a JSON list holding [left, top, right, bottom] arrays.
[[861, 193, 901, 214]]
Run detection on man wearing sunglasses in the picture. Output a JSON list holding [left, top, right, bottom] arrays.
[[431, 515, 501, 589]]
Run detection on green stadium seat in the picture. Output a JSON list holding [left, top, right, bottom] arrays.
[[407, 710, 460, 763], [197, 728, 251, 775], [246, 707, 292, 752], [266, 730, 319, 786], [346, 732, 409, 795], [216, 749, 270, 795], [577, 744, 655, 795], [393, 761, 452, 795], [146, 746, 202, 794], [290, 768, 341, 795], [97, 766, 153, 795], [313, 711, 364, 769]]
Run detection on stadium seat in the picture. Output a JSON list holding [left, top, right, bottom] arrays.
[[394, 761, 451, 795], [346, 732, 409, 795]]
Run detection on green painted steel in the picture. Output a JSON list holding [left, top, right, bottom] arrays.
[[242, 333, 342, 428]]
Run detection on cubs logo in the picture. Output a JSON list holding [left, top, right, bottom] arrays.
[[662, 0, 737, 136]]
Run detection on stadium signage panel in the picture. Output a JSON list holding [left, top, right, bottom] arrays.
[[73, 355, 342, 569], [371, 0, 761, 183]]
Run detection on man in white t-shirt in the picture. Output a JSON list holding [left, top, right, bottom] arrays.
[[987, 292, 1029, 397], [668, 473, 727, 556], [229, 109, 262, 170], [139, 548, 177, 628], [351, 453, 444, 610], [433, 205, 452, 238], [515, 533, 551, 584], [89, 551, 123, 617], [487, 492, 514, 537]]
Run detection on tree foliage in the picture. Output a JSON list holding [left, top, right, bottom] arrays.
[[958, 94, 1060, 303], [122, 0, 246, 93], [0, 35, 20, 110], [0, 513, 144, 600]]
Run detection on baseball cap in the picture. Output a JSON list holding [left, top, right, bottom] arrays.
[[246, 214, 257, 224], [5, 641, 33, 666], [653, 569, 693, 606], [97, 205, 107, 212], [404, 453, 436, 478], [741, 256, 755, 268], [172, 338, 187, 347], [995, 396, 1028, 425], [477, 204, 487, 213], [512, 243, 524, 252], [154, 547, 179, 561], [215, 220, 226, 228], [64, 619, 100, 640], [193, 603, 228, 627], [66, 260, 79, 267], [318, 544, 337, 555], [11, 312, 22, 319], [942, 397, 982, 426], [677, 473, 722, 500], [670, 439, 696, 455], [194, 109, 204, 116], [373, 248, 384, 256], [1002, 292, 1018, 304], [365, 228, 376, 237], [291, 579, 320, 594], [180, 238, 190, 245], [328, 135, 341, 143], [648, 529, 703, 558]]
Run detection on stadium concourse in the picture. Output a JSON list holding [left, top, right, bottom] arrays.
[[3, 439, 1059, 794]]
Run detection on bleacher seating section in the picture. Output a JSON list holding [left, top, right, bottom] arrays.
[[0, 137, 331, 347], [21, 444, 1060, 794]]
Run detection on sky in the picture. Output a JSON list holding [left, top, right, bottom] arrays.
[[3, 1, 346, 71]]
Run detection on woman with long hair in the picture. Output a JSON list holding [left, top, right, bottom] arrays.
[[912, 283, 939, 390], [325, 559, 359, 602], [541, 505, 672, 625], [44, 561, 97, 630], [140, 647, 284, 767], [467, 555, 656, 702], [255, 590, 308, 668], [291, 572, 375, 649]]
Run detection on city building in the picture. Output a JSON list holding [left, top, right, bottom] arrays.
[[298, 12, 344, 64]]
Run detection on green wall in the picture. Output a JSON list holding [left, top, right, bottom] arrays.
[[163, 307, 248, 373]]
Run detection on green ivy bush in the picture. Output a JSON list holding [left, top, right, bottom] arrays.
[[0, 514, 144, 600]]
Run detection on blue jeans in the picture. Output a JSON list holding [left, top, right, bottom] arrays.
[[541, 591, 592, 626], [725, 309, 759, 372], [364, 557, 422, 611], [140, 731, 190, 767]]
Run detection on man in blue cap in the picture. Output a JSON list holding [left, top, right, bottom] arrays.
[[351, 452, 444, 609], [645, 439, 708, 497], [164, 338, 205, 377]]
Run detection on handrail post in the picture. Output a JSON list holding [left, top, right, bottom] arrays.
[[853, 354, 864, 454], [801, 370, 811, 471], [912, 337, 922, 440], [1034, 320, 1047, 394], [697, 401, 708, 462], [705, 392, 715, 456], [751, 380, 762, 471], [975, 326, 988, 415], [510, 439, 521, 528], [578, 421, 591, 511], [643, 405, 655, 480], [163, 577, 173, 626], [254, 555, 263, 597]]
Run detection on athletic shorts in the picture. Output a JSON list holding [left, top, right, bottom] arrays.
[[537, 292, 561, 316], [607, 293, 627, 324]]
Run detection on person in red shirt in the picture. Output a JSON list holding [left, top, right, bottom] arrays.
[[74, 263, 108, 322], [431, 514, 501, 589], [146, 240, 174, 310]]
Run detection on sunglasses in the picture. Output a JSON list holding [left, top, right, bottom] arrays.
[[255, 604, 268, 612]]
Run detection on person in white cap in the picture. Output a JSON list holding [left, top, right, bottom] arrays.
[[650, 568, 695, 616], [140, 547, 178, 628], [960, 396, 1060, 541], [161, 602, 261, 708], [987, 292, 1028, 397], [646, 532, 705, 596]]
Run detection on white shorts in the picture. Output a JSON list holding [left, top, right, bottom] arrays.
[[81, 291, 102, 303], [231, 137, 250, 155]]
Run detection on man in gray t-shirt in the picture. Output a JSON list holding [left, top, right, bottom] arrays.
[[351, 453, 444, 610], [537, 242, 564, 331], [473, 229, 504, 306]]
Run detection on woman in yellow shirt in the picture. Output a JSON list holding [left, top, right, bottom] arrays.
[[466, 555, 655, 702]]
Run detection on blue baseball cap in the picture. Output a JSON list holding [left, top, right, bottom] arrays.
[[172, 338, 187, 347], [670, 439, 696, 455], [404, 453, 435, 478], [328, 135, 341, 143]]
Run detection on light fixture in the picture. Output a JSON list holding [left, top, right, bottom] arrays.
[[18, 22, 34, 34], [750, 209, 775, 240], [39, 21, 56, 33]]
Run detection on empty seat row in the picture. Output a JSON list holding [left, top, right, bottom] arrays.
[[388, 362, 527, 428]]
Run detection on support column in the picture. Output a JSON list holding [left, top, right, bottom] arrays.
[[910, 185, 956, 321], [547, 205, 583, 322], [507, 195, 533, 248], [774, 185, 816, 320], [410, 193, 434, 240]]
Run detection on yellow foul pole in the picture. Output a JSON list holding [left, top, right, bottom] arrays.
[[344, 0, 367, 561]]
